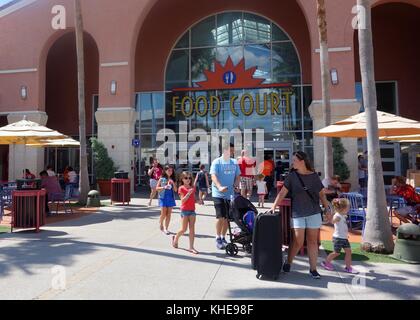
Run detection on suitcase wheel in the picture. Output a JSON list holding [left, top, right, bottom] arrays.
[[243, 243, 252, 254], [226, 243, 239, 256]]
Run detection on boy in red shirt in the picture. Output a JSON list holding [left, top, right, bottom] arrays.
[[172, 171, 199, 254], [391, 176, 420, 224]]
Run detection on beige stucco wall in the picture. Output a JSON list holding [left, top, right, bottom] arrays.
[[1, 0, 419, 187]]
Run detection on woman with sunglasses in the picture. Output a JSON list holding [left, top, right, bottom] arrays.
[[156, 165, 177, 235], [172, 171, 199, 254], [270, 151, 331, 279]]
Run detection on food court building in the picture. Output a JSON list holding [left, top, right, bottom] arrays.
[[0, 0, 419, 189]]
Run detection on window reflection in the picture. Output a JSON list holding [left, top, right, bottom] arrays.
[[136, 12, 314, 170]]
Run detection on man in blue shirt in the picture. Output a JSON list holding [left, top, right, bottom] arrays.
[[210, 142, 241, 250]]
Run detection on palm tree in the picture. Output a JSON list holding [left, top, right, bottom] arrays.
[[74, 0, 90, 205], [357, 0, 394, 253], [316, 0, 333, 180]]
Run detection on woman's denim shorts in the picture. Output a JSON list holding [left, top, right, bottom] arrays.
[[291, 213, 322, 229]]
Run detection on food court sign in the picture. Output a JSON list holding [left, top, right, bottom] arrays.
[[171, 56, 293, 117]]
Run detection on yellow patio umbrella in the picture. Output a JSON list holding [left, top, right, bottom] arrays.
[[314, 111, 420, 138], [380, 134, 420, 143], [26, 137, 80, 147], [0, 117, 67, 179]]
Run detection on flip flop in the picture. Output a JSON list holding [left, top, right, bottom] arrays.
[[188, 249, 199, 255]]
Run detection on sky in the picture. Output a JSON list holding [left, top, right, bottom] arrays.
[[0, 0, 15, 8]]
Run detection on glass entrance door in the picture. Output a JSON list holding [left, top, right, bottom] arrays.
[[263, 145, 292, 182]]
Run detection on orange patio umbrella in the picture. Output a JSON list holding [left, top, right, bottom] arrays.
[[314, 111, 420, 138]]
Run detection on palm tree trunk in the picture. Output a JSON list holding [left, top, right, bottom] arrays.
[[316, 0, 333, 180], [357, 0, 394, 253], [74, 0, 90, 205]]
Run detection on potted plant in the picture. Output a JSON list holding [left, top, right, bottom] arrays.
[[90, 137, 117, 196], [333, 138, 351, 192]]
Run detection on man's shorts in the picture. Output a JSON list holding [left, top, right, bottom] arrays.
[[291, 213, 322, 229], [213, 197, 230, 219], [333, 237, 351, 253], [240, 177, 254, 191]]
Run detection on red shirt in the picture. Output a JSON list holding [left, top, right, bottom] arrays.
[[178, 185, 195, 212], [151, 166, 163, 180], [394, 185, 420, 206], [238, 156, 256, 178]]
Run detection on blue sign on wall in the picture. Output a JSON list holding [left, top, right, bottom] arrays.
[[132, 139, 140, 148]]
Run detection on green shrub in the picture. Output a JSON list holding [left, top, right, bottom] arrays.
[[333, 138, 350, 181], [90, 137, 117, 180]]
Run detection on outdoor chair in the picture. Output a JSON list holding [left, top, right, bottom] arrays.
[[340, 192, 366, 233], [387, 195, 407, 224], [49, 191, 73, 215]]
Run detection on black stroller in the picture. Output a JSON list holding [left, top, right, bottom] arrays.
[[225, 194, 258, 256]]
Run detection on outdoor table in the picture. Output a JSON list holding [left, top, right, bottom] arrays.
[[12, 189, 46, 233], [111, 178, 130, 205]]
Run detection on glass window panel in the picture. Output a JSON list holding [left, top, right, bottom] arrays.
[[272, 42, 301, 84], [165, 50, 189, 90], [382, 162, 395, 172], [376, 82, 397, 114], [244, 44, 271, 83], [216, 46, 243, 66], [243, 13, 271, 44], [191, 16, 216, 47], [175, 31, 189, 49], [217, 12, 243, 46], [381, 148, 395, 158], [166, 91, 188, 126], [303, 85, 313, 130], [304, 132, 314, 148], [191, 48, 216, 84], [384, 176, 394, 185], [272, 25, 289, 41]]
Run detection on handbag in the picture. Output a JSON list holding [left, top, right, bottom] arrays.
[[294, 171, 327, 218]]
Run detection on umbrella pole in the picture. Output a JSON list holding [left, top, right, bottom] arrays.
[[11, 143, 15, 181], [23, 138, 27, 178], [55, 147, 58, 173]]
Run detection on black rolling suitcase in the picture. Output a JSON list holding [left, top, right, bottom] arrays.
[[252, 211, 283, 280]]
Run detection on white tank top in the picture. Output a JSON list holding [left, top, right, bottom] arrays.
[[333, 213, 348, 239]]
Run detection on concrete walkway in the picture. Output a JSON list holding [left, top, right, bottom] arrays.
[[0, 196, 419, 300]]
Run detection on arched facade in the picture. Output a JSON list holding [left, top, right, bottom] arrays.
[[0, 0, 418, 187]]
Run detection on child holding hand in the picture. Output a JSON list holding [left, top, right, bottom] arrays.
[[321, 198, 359, 274]]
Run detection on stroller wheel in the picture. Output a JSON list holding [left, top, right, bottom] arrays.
[[244, 244, 252, 254], [226, 243, 239, 256]]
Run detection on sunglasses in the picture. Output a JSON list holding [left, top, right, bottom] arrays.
[[183, 177, 192, 180], [294, 152, 304, 161]]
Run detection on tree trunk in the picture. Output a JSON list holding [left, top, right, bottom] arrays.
[[316, 0, 333, 180], [357, 0, 394, 253], [74, 0, 90, 205]]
